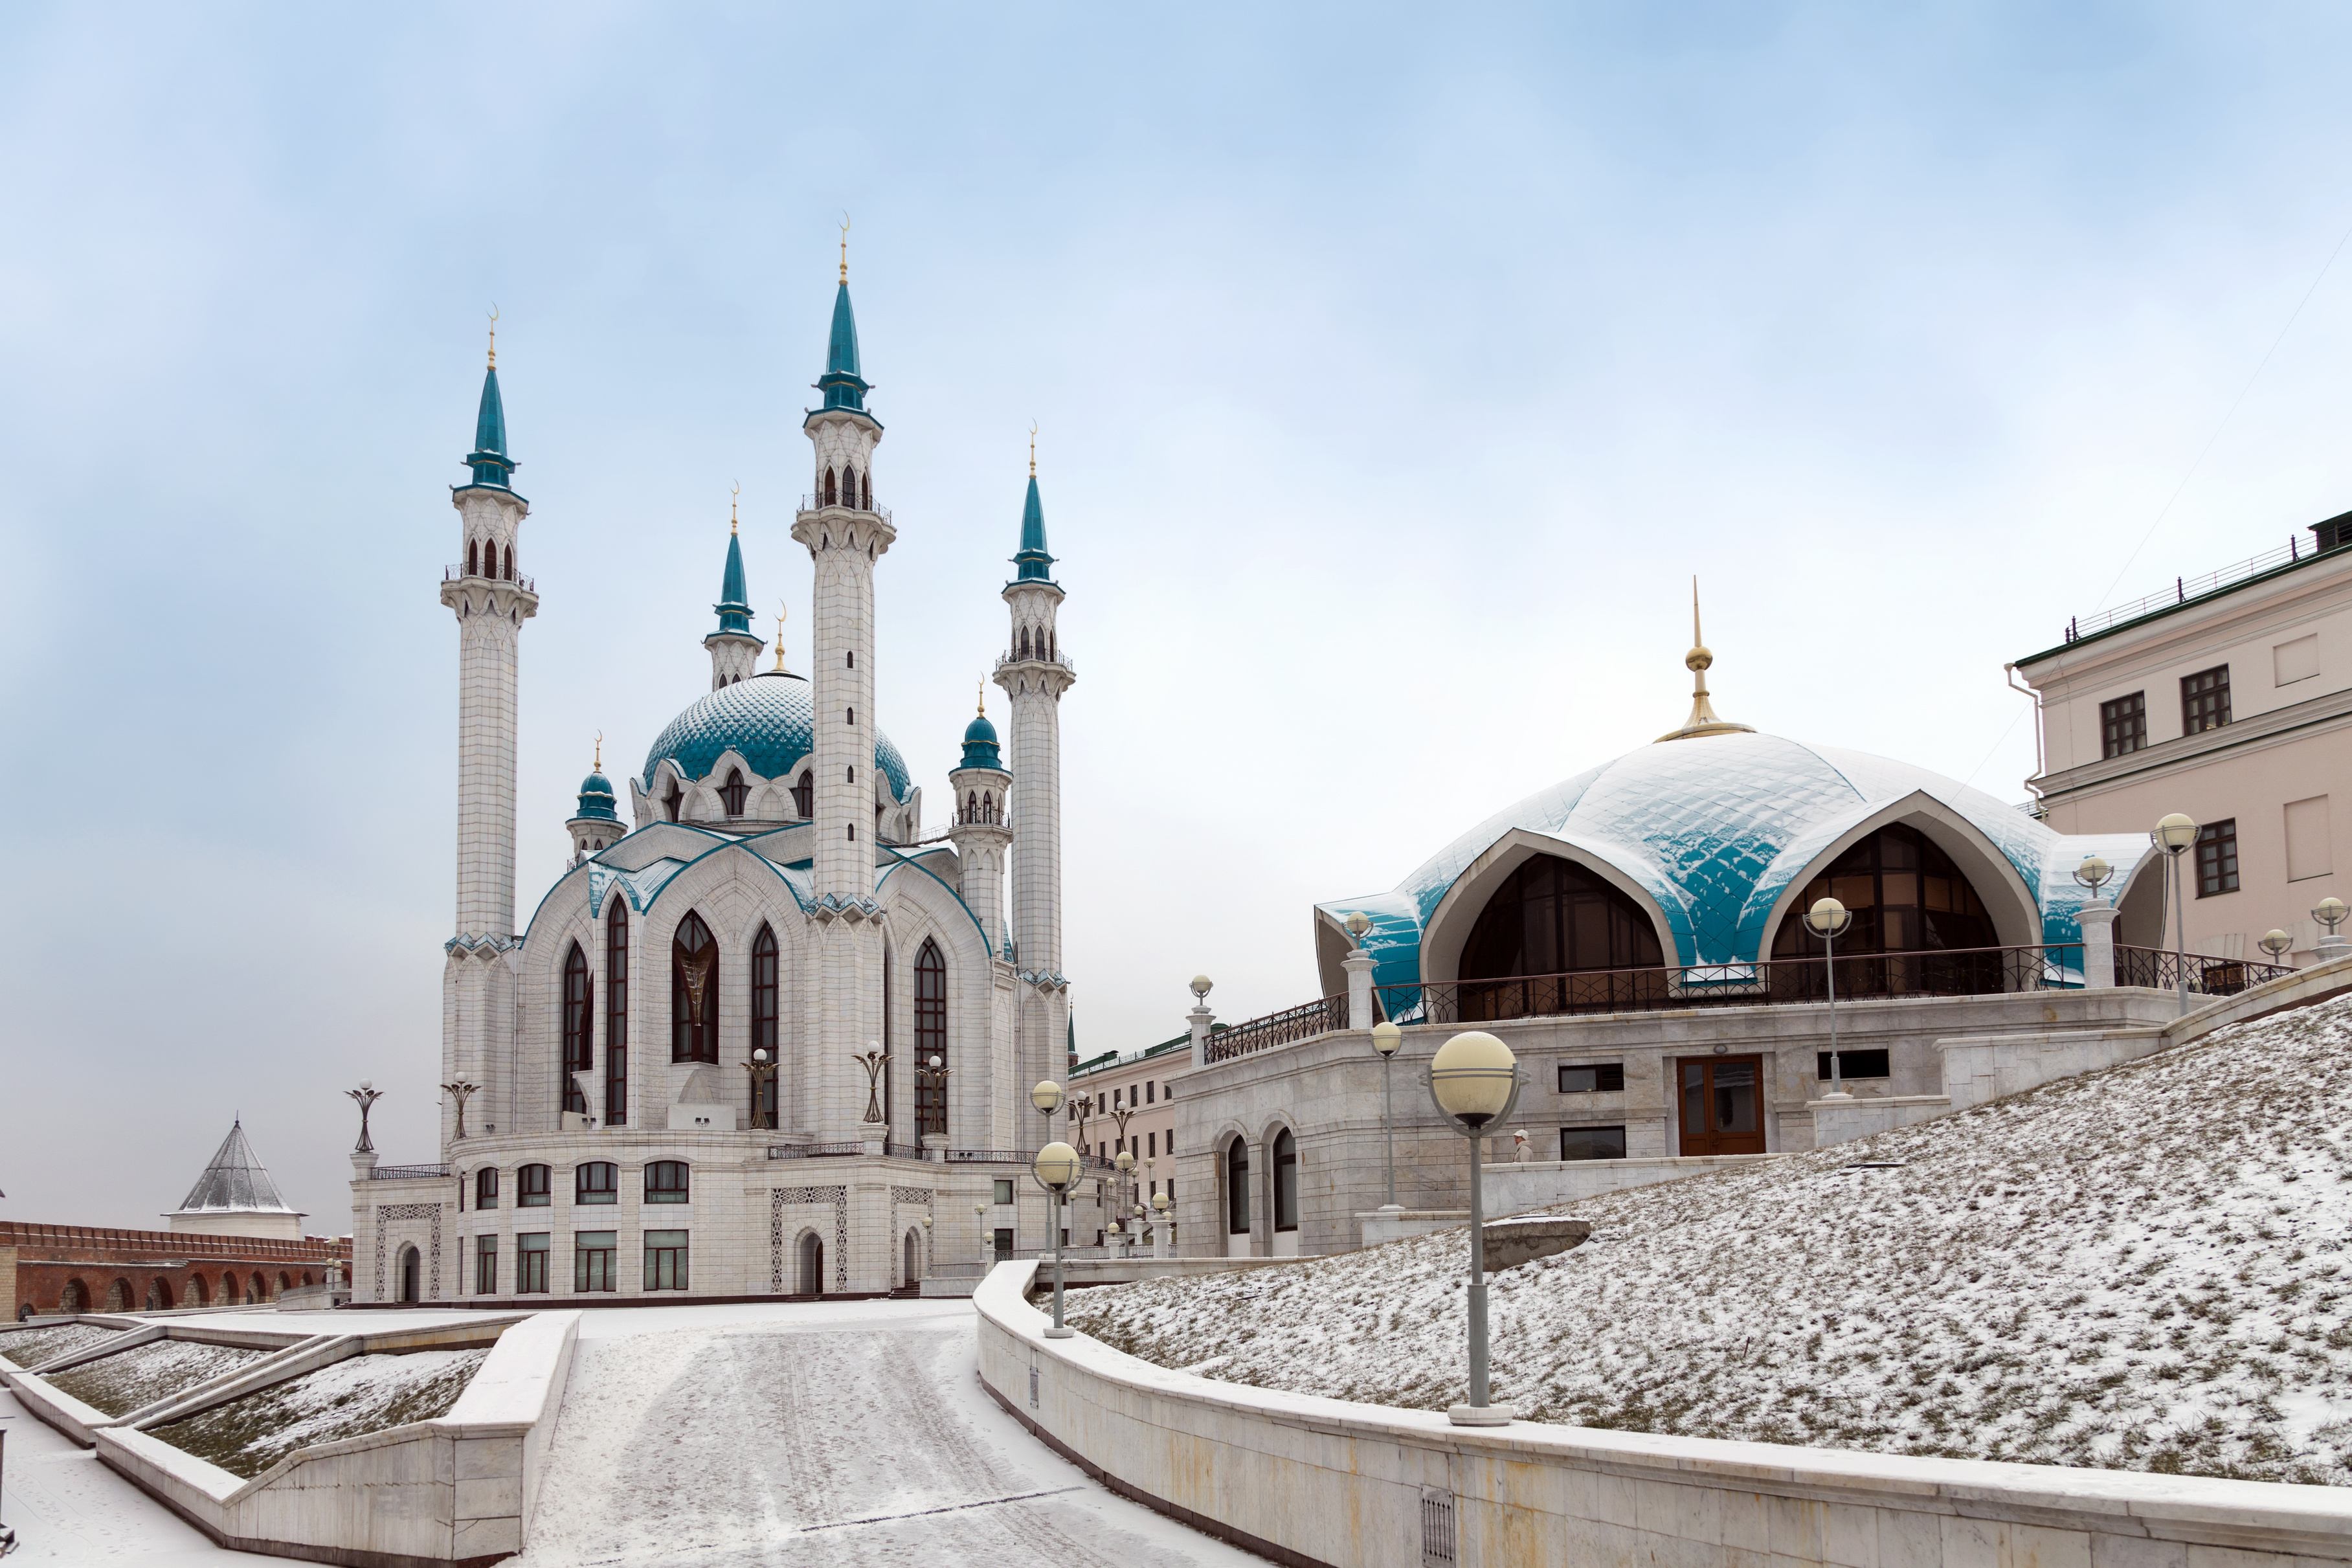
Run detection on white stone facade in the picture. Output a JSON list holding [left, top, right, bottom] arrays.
[[355, 280, 1084, 1303]]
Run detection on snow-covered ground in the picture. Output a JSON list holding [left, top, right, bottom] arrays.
[[150, 1348, 489, 1478], [45, 1341, 269, 1418], [0, 1321, 126, 1369], [1070, 991, 2352, 1485], [512, 1298, 1267, 1568]]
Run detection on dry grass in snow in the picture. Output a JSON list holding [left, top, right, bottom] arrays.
[[1069, 992, 2352, 1484], [45, 1339, 268, 1417], [151, 1349, 489, 1478], [0, 1321, 125, 1369]]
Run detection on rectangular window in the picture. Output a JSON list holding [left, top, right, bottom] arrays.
[[1816, 1049, 1892, 1081], [473, 1235, 497, 1295], [644, 1230, 689, 1292], [992, 1178, 1014, 1205], [2181, 666, 2232, 735], [1148, 1131, 1157, 1158], [1166, 1128, 1175, 1154], [644, 1161, 689, 1204], [518, 1165, 551, 1207], [575, 1231, 618, 1293], [475, 1168, 499, 1210], [1558, 1063, 1626, 1093], [1146, 1081, 1155, 1104], [2196, 818, 2240, 897], [516, 1233, 550, 1295], [1560, 1126, 1627, 1161], [2276, 633, 2321, 686], [2287, 796, 2333, 881], [576, 1163, 618, 1204], [2099, 692, 2147, 759]]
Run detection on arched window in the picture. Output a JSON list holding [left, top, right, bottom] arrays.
[[797, 1231, 824, 1295], [645, 1160, 689, 1203], [1018, 626, 1031, 658], [502, 544, 513, 581], [915, 939, 947, 1136], [823, 466, 837, 506], [1226, 1139, 1251, 1235], [517, 1164, 552, 1206], [397, 1251, 418, 1303], [561, 943, 591, 1117], [794, 771, 814, 818], [1459, 855, 1666, 1019], [576, 1162, 618, 1204], [475, 1167, 500, 1209], [466, 541, 478, 577], [904, 1230, 919, 1287], [664, 779, 683, 822], [606, 897, 629, 1126], [1273, 1128, 1299, 1231], [860, 470, 871, 510], [721, 767, 748, 817], [672, 912, 718, 1064], [1768, 823, 2002, 998], [965, 790, 977, 816], [750, 924, 779, 1129], [981, 791, 993, 820], [1049, 631, 1056, 661]]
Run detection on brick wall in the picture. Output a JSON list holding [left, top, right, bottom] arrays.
[[3, 1221, 350, 1317]]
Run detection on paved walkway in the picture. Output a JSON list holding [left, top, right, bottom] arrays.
[[513, 1297, 1261, 1567]]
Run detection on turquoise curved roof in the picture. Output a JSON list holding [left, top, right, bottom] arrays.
[[1316, 731, 2155, 991], [574, 770, 620, 823], [640, 670, 911, 802], [959, 711, 1003, 770]]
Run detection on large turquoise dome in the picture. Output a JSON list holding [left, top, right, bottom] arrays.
[[640, 671, 911, 801]]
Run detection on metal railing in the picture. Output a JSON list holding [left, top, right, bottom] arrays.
[[2059, 531, 2342, 644], [992, 649, 1078, 677], [1202, 994, 1351, 1063], [797, 495, 894, 524], [442, 565, 537, 592], [368, 1164, 451, 1180], [765, 1143, 1112, 1170], [945, 1148, 1115, 1171], [767, 1143, 865, 1160], [882, 1143, 930, 1161], [2114, 945, 2292, 995]]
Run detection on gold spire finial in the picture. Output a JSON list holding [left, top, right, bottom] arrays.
[[1029, 420, 1038, 476], [839, 213, 850, 283], [731, 480, 740, 535], [977, 677, 987, 717], [594, 731, 603, 770], [773, 602, 789, 671], [487, 304, 498, 368], [1655, 576, 1754, 743]]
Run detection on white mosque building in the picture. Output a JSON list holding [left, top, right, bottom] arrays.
[[351, 256, 1088, 1301]]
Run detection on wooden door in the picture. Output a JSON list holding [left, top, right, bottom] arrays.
[[1678, 1057, 1767, 1156]]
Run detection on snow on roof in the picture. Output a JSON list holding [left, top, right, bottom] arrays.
[[175, 1120, 295, 1214], [1068, 990, 2352, 1485]]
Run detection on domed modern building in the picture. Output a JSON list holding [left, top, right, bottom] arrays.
[[355, 257, 1086, 1303], [1172, 606, 2287, 1260]]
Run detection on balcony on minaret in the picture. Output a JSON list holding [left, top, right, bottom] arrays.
[[444, 561, 535, 593], [799, 491, 892, 524], [994, 645, 1075, 678]]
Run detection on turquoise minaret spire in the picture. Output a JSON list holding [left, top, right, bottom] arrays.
[[464, 316, 517, 491], [816, 228, 869, 414], [1013, 463, 1055, 583], [704, 490, 765, 689]]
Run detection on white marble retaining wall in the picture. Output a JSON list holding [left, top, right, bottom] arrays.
[[89, 1311, 573, 1567], [975, 1261, 2352, 1568]]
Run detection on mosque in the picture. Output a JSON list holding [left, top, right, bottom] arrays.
[[352, 251, 1088, 1302]]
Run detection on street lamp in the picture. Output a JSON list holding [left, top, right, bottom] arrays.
[[2153, 813, 2200, 1016], [1371, 1020, 1404, 1209], [345, 1082, 384, 1154], [1805, 897, 1855, 1099], [440, 1077, 480, 1141], [1152, 1189, 1172, 1255], [974, 1201, 991, 1270], [1115, 1149, 1137, 1246], [744, 1049, 778, 1132], [1424, 1029, 1523, 1427], [2072, 854, 2112, 898], [1031, 1141, 1082, 1338], [2316, 897, 2348, 959], [2261, 930, 2294, 965]]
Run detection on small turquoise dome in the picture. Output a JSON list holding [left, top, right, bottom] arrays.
[[642, 670, 910, 802], [574, 770, 620, 823], [959, 710, 1003, 772]]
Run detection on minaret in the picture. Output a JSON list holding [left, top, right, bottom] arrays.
[[567, 736, 622, 867], [946, 683, 1013, 956], [706, 492, 765, 689], [994, 442, 1075, 1083], [438, 318, 537, 1144], [789, 236, 893, 1138]]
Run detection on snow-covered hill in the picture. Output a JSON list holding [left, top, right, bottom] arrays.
[[1069, 992, 2352, 1484]]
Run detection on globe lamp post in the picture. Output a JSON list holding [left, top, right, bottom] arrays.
[[1115, 1148, 1137, 1246], [1370, 1020, 1404, 1209], [1424, 1029, 1523, 1426], [2153, 814, 2200, 1016], [2261, 930, 2293, 966], [1805, 897, 1855, 1099], [2315, 897, 2349, 960], [1031, 1141, 1082, 1338]]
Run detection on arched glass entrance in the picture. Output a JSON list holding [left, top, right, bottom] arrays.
[[1769, 823, 2004, 996], [1457, 855, 1666, 1018]]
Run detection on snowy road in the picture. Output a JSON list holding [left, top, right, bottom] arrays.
[[513, 1298, 1262, 1568]]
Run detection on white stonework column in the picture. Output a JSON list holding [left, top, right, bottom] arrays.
[[1189, 1002, 1215, 1069], [2077, 902, 2118, 989], [1344, 948, 1376, 1029], [442, 488, 535, 945]]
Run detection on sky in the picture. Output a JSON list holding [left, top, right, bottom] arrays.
[[6, 4, 2352, 1229]]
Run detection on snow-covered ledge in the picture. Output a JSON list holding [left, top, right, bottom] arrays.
[[94, 1311, 577, 1568], [974, 1260, 2352, 1567]]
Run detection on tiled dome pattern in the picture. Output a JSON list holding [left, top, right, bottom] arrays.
[[640, 671, 911, 803]]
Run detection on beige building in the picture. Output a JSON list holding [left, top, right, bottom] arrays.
[[1067, 1035, 1189, 1248], [2014, 519, 2351, 964]]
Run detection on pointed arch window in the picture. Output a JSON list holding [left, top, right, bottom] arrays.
[[823, 466, 837, 507], [721, 767, 748, 818], [672, 911, 718, 1064], [981, 791, 994, 820], [1273, 1128, 1299, 1231], [664, 779, 683, 823], [1049, 631, 1056, 661], [793, 770, 814, 818], [859, 470, 871, 510], [1018, 626, 1031, 659], [750, 924, 779, 1130], [605, 897, 629, 1125], [561, 943, 591, 1117], [501, 544, 512, 581], [467, 540, 478, 577], [1226, 1139, 1250, 1235], [915, 939, 947, 1136]]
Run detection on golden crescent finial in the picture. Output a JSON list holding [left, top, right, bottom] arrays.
[[774, 601, 789, 671], [1029, 420, 1038, 476], [731, 480, 740, 533], [594, 730, 602, 770], [978, 677, 987, 717], [486, 304, 499, 368], [839, 213, 850, 283]]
